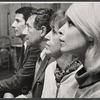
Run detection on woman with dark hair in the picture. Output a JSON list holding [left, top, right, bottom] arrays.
[[41, 10, 82, 98]]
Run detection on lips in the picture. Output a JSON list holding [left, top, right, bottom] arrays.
[[60, 38, 64, 43], [14, 30, 17, 33], [59, 39, 65, 46], [45, 43, 49, 48]]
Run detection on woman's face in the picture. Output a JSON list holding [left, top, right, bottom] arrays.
[[59, 16, 89, 55], [45, 24, 62, 58]]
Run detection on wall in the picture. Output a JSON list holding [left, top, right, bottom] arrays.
[[0, 3, 71, 45]]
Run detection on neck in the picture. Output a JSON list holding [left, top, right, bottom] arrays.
[[77, 53, 85, 64], [76, 42, 90, 65], [56, 54, 73, 70], [39, 39, 46, 51], [19, 35, 26, 43], [72, 49, 86, 65]]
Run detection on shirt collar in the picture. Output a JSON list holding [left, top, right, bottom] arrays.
[[75, 67, 100, 88], [24, 41, 27, 50], [40, 48, 46, 61]]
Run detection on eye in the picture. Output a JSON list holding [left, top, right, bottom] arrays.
[[66, 16, 75, 27], [68, 20, 75, 26], [53, 29, 56, 34], [52, 28, 57, 34], [16, 19, 20, 23], [59, 31, 63, 35], [26, 24, 31, 29]]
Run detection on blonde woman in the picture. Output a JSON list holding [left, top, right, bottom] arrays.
[[59, 3, 100, 98]]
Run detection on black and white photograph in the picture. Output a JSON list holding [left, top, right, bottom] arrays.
[[0, 2, 100, 98]]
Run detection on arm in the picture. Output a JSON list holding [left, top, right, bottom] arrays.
[[0, 47, 40, 97], [41, 61, 56, 98], [88, 90, 100, 98], [16, 90, 32, 98]]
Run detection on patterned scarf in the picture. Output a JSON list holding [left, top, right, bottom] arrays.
[[54, 58, 82, 98]]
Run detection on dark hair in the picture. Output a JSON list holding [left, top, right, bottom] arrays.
[[33, 8, 54, 34], [15, 7, 37, 22]]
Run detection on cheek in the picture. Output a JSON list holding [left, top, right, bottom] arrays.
[[28, 28, 34, 35], [28, 34, 31, 41], [62, 28, 87, 53], [64, 28, 79, 44], [28, 32, 32, 40], [19, 24, 26, 32], [50, 38, 61, 53], [76, 33, 87, 48]]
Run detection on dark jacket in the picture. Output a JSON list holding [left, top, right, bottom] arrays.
[[0, 46, 41, 97], [32, 55, 54, 98]]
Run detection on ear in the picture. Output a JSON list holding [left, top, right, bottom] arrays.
[[40, 26, 47, 37], [88, 36, 93, 42]]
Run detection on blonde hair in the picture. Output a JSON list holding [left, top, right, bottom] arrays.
[[66, 3, 100, 71]]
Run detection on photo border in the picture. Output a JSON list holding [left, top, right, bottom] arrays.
[[0, 1, 99, 100]]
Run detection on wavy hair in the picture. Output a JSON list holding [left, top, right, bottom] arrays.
[[34, 8, 54, 34], [50, 9, 66, 30]]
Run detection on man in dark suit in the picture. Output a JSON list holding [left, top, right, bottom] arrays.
[[28, 8, 54, 98], [15, 8, 54, 98], [0, 7, 40, 98]]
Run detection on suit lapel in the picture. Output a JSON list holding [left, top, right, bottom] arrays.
[[21, 47, 29, 66], [16, 45, 24, 70], [32, 55, 50, 89]]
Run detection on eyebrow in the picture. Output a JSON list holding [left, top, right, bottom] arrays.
[[66, 15, 84, 34], [15, 19, 20, 22], [52, 26, 58, 34], [66, 15, 76, 26]]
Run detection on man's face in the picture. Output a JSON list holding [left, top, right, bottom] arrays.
[[12, 13, 26, 37], [25, 15, 41, 46]]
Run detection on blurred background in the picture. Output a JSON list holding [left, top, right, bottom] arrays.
[[0, 2, 71, 80]]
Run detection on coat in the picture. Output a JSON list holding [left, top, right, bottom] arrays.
[[0, 46, 41, 97], [32, 55, 54, 98]]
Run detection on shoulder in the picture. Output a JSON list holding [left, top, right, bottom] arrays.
[[45, 61, 57, 74], [89, 90, 100, 98], [44, 61, 57, 80], [81, 81, 100, 98], [29, 47, 41, 54]]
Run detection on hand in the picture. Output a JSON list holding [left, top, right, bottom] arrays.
[[15, 94, 28, 98], [3, 92, 14, 98]]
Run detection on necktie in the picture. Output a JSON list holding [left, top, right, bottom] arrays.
[[16, 45, 24, 71], [34, 55, 42, 79]]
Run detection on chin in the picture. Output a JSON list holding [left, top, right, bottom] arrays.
[[45, 50, 51, 55], [60, 47, 67, 53], [15, 34, 20, 37]]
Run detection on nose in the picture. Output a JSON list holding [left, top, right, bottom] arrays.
[[58, 23, 66, 35], [12, 21, 16, 28], [59, 24, 66, 42], [22, 27, 28, 35], [45, 31, 52, 40]]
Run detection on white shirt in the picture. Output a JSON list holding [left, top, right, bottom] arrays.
[[34, 48, 46, 79], [24, 41, 28, 51]]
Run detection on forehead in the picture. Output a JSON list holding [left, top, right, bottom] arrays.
[[15, 13, 24, 20], [27, 15, 37, 25]]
